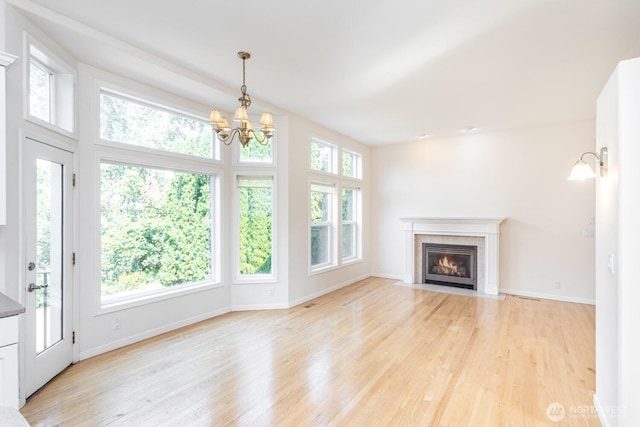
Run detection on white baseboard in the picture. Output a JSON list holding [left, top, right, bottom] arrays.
[[78, 306, 231, 360], [501, 288, 595, 305], [231, 302, 289, 311], [370, 272, 403, 280], [288, 274, 370, 307], [593, 394, 610, 427]]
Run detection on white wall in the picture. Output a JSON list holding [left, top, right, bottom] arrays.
[[371, 122, 596, 303], [595, 57, 640, 427]]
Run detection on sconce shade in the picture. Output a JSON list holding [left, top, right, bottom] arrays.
[[568, 147, 608, 180], [568, 159, 597, 180]]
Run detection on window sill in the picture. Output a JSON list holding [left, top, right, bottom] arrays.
[[98, 280, 223, 315], [309, 263, 339, 276], [232, 276, 277, 285]]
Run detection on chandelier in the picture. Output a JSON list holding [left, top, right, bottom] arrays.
[[209, 51, 275, 147]]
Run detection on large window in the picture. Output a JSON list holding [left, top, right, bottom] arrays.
[[100, 163, 214, 302], [237, 176, 274, 279], [100, 91, 216, 159], [310, 183, 335, 269], [27, 41, 75, 134]]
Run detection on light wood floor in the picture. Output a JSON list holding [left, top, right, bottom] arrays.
[[21, 277, 598, 426]]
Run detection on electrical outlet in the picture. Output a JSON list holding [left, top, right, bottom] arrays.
[[112, 317, 121, 331], [553, 281, 561, 289], [583, 229, 594, 238], [607, 253, 615, 274], [267, 287, 274, 297]]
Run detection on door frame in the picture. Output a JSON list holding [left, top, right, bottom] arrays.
[[18, 130, 78, 406]]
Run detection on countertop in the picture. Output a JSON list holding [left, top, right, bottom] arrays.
[[0, 407, 30, 426], [0, 293, 25, 318]]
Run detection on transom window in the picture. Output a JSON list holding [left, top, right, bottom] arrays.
[[27, 41, 75, 135], [310, 139, 337, 174], [100, 91, 216, 159], [29, 59, 52, 123], [342, 149, 362, 179], [238, 136, 274, 164]]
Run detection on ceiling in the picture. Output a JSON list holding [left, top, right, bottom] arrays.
[[9, 0, 640, 145]]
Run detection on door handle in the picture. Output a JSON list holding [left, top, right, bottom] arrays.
[[28, 283, 48, 292]]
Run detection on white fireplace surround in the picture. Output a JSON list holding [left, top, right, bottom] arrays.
[[402, 217, 505, 295]]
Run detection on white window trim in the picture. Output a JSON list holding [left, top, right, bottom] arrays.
[[95, 151, 223, 313], [24, 32, 78, 139], [232, 171, 278, 284]]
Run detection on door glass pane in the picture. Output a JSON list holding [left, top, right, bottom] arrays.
[[36, 159, 63, 353]]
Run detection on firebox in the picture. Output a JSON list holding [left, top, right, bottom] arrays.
[[422, 243, 477, 290]]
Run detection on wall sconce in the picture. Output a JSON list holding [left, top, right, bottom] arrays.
[[568, 147, 608, 180]]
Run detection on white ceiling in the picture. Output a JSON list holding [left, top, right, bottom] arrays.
[[10, 0, 640, 145]]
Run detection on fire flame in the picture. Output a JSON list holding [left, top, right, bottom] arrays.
[[438, 256, 458, 275]]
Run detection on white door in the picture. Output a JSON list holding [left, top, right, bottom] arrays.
[[23, 137, 74, 397]]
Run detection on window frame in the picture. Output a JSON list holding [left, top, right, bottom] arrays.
[[93, 84, 225, 315], [309, 137, 364, 275], [310, 138, 338, 175], [97, 86, 220, 162], [233, 125, 277, 167], [341, 186, 362, 263], [309, 181, 337, 273], [233, 172, 277, 284], [342, 148, 363, 180], [25, 34, 77, 139]]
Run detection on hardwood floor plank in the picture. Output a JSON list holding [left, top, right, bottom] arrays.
[[20, 277, 597, 426]]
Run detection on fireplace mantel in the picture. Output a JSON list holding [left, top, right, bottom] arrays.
[[401, 217, 505, 295]]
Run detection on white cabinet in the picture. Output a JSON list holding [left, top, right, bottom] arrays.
[[0, 315, 19, 408]]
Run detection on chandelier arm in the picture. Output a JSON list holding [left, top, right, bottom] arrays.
[[247, 129, 271, 145], [217, 128, 242, 146]]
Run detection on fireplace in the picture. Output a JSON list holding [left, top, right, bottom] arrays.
[[422, 243, 477, 290]]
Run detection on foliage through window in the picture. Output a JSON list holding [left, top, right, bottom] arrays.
[[30, 60, 52, 123], [100, 163, 213, 301], [310, 183, 335, 268], [342, 149, 362, 179], [237, 176, 273, 277], [239, 137, 273, 164], [310, 139, 337, 173], [100, 92, 215, 159], [342, 188, 360, 261], [27, 41, 75, 134]]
